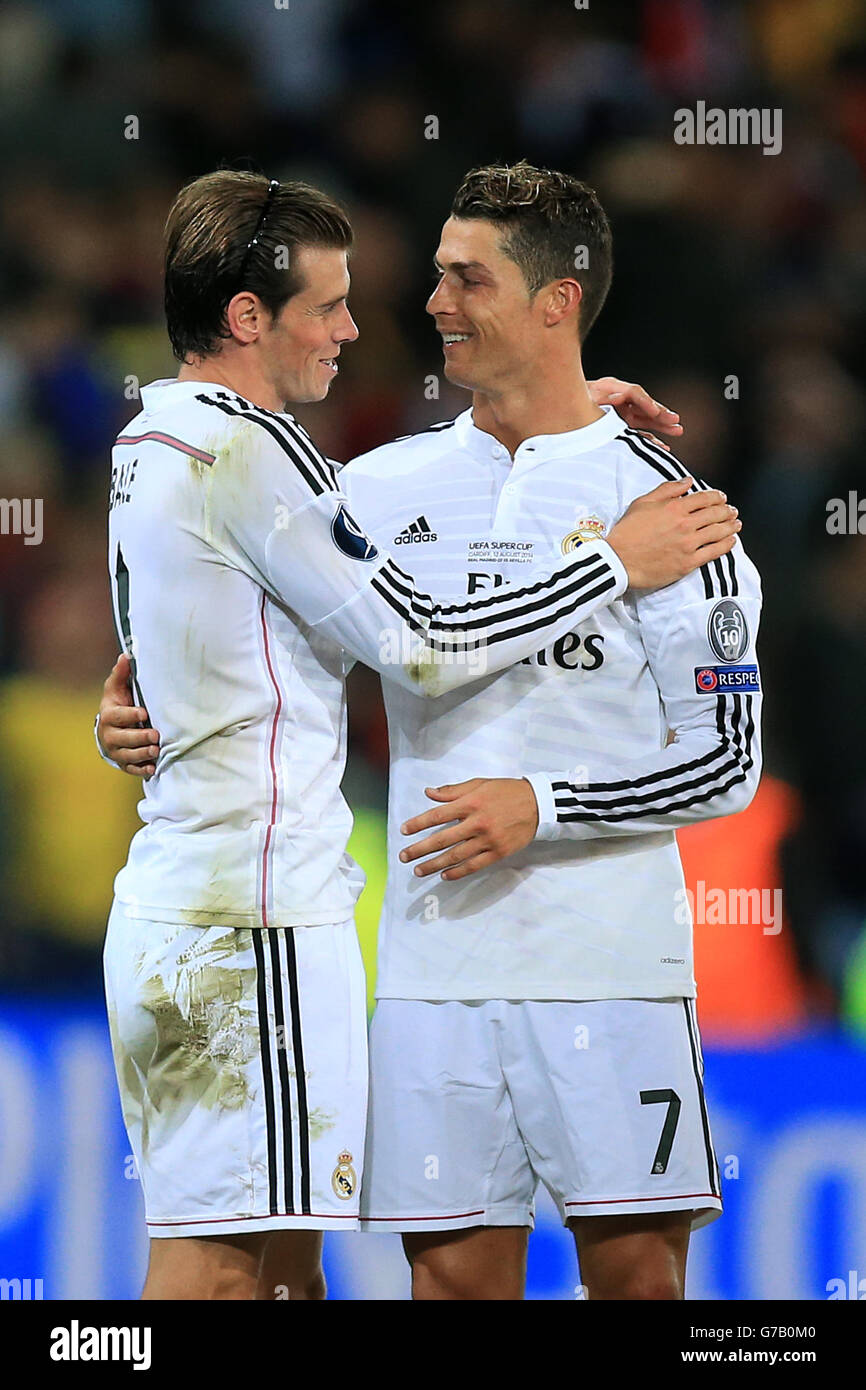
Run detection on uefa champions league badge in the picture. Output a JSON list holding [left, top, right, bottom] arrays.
[[707, 598, 749, 663], [330, 504, 379, 562], [331, 1150, 357, 1200], [561, 513, 606, 555]]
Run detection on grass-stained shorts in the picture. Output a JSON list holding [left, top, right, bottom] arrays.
[[104, 899, 368, 1237]]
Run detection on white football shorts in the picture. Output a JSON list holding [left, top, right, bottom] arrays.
[[360, 997, 722, 1232], [104, 899, 368, 1237]]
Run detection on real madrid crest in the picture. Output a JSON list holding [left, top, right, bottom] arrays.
[[331, 1149, 357, 1200], [561, 513, 607, 555]]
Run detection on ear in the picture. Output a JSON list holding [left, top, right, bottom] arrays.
[[225, 291, 267, 345], [543, 278, 583, 330]]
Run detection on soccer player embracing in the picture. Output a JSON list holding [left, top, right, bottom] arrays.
[[96, 168, 742, 1299], [344, 163, 762, 1300]]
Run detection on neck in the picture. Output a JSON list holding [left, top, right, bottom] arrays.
[[470, 362, 603, 457], [177, 353, 283, 412]]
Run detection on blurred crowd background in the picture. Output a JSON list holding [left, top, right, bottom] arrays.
[[0, 0, 865, 1042]]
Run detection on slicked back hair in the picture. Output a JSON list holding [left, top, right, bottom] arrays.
[[450, 160, 612, 340], [164, 171, 353, 362]]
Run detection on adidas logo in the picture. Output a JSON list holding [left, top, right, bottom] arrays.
[[394, 515, 438, 544]]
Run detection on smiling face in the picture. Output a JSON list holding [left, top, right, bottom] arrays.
[[427, 216, 571, 398], [258, 245, 359, 404]]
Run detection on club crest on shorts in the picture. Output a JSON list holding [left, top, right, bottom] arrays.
[[561, 513, 606, 555], [707, 598, 748, 663], [331, 1150, 357, 1200]]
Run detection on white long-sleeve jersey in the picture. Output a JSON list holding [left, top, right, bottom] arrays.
[[343, 405, 763, 1000], [106, 380, 629, 930]]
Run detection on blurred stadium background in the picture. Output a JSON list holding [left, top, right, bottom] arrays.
[[1, 0, 865, 1300]]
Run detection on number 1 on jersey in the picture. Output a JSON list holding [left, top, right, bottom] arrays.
[[113, 545, 146, 710]]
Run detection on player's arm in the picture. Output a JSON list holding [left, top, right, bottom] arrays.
[[399, 542, 762, 878], [525, 553, 763, 841], [94, 420, 738, 767], [209, 419, 739, 699]]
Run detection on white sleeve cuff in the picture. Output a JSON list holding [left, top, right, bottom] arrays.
[[526, 772, 559, 840], [590, 537, 629, 598], [94, 713, 117, 767]]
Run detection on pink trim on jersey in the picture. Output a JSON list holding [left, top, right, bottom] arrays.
[[258, 592, 284, 929], [363, 1194, 719, 1222], [148, 1211, 359, 1227], [564, 1192, 719, 1207], [361, 1209, 486, 1222], [363, 1194, 720, 1223], [115, 431, 216, 464]]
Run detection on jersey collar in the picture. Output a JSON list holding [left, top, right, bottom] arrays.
[[139, 378, 295, 418], [139, 378, 210, 410], [453, 403, 624, 467]]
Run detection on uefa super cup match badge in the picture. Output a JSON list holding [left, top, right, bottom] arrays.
[[561, 513, 607, 555], [331, 1150, 357, 1200]]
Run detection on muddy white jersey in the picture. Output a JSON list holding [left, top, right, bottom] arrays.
[[343, 406, 763, 1000], [107, 380, 628, 930]]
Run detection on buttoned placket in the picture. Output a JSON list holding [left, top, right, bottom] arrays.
[[489, 440, 542, 534]]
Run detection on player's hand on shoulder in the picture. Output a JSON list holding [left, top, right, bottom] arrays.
[[607, 477, 741, 590], [98, 653, 161, 778], [398, 777, 539, 881], [588, 376, 683, 444]]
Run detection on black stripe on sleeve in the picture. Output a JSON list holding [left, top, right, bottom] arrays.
[[699, 561, 714, 601], [552, 693, 754, 822], [622, 430, 739, 600], [377, 547, 616, 633], [238, 399, 338, 496], [384, 547, 610, 617], [371, 561, 618, 655], [726, 548, 738, 596], [196, 394, 338, 498], [620, 431, 677, 483]]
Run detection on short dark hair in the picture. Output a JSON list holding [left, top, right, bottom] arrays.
[[164, 171, 353, 362], [450, 160, 612, 340]]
